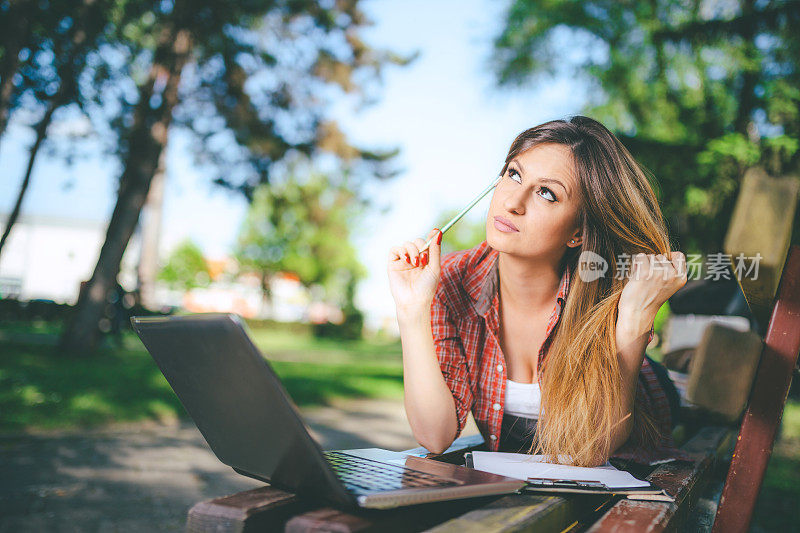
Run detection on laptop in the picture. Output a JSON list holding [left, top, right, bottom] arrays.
[[130, 313, 526, 509]]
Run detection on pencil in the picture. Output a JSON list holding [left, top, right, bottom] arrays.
[[419, 174, 503, 254]]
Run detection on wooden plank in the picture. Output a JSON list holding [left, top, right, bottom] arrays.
[[186, 485, 313, 532], [713, 245, 800, 533], [425, 493, 615, 533], [587, 426, 733, 532], [285, 495, 503, 533], [723, 167, 799, 328]]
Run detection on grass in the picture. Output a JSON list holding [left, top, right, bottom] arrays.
[[0, 320, 403, 432], [2, 319, 798, 529]]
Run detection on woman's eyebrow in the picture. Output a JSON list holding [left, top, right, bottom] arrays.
[[510, 159, 570, 198]]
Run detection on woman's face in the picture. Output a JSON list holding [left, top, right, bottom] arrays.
[[486, 143, 582, 259]]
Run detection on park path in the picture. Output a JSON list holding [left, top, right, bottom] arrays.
[[0, 398, 479, 532]]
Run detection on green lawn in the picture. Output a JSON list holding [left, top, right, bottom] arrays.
[[1, 320, 798, 530], [0, 320, 403, 431]]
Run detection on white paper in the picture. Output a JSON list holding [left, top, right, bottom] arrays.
[[470, 451, 650, 489]]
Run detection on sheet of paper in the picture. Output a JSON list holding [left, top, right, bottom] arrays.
[[470, 451, 650, 489]]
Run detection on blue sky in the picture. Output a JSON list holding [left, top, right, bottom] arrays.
[[0, 0, 588, 328]]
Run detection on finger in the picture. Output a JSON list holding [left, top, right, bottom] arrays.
[[411, 237, 428, 267], [417, 229, 438, 268], [631, 253, 648, 281], [403, 241, 421, 266], [427, 228, 442, 268], [653, 253, 672, 279], [671, 251, 687, 279], [388, 245, 408, 261]]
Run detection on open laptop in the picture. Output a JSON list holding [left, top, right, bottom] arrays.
[[130, 313, 525, 509]]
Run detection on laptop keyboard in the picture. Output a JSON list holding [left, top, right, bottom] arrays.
[[323, 451, 460, 495]]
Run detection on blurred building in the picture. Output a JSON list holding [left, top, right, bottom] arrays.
[[0, 213, 139, 303], [0, 212, 345, 324]]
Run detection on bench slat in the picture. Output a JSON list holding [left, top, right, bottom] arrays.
[[586, 426, 733, 533], [186, 486, 310, 533], [425, 493, 615, 533]]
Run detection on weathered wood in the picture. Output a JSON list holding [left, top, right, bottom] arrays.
[[587, 426, 733, 532], [723, 167, 799, 328], [713, 245, 800, 533], [186, 485, 312, 532], [285, 495, 502, 533], [426, 493, 614, 533]]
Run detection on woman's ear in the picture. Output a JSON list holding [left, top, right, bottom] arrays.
[[568, 233, 582, 248]]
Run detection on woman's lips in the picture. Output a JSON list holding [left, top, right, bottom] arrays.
[[493, 216, 519, 232]]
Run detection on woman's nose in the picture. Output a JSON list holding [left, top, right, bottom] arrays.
[[502, 186, 527, 214]]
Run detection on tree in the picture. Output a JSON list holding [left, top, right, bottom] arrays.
[[235, 160, 367, 314], [491, 0, 800, 254], [59, 0, 194, 353], [158, 239, 210, 291], [0, 0, 126, 259], [59, 0, 412, 353]]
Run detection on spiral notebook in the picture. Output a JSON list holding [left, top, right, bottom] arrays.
[[465, 451, 673, 501]]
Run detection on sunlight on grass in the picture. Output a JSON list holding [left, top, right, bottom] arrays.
[[0, 322, 403, 431]]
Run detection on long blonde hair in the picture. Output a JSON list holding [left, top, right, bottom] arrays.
[[499, 116, 671, 467]]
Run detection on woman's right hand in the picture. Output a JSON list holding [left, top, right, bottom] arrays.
[[387, 228, 443, 313]]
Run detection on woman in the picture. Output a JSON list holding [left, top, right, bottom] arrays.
[[387, 116, 689, 467]]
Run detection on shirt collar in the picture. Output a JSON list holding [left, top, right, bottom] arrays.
[[466, 242, 571, 318]]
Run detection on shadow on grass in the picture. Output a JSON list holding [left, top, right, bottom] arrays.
[[0, 334, 404, 431], [272, 361, 403, 407], [0, 340, 186, 431]]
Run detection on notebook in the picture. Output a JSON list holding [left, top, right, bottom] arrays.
[[465, 451, 673, 501]]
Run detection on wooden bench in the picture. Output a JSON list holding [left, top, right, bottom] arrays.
[[187, 170, 800, 532], [186, 248, 800, 533]]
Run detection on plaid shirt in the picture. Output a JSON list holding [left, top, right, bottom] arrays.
[[430, 240, 691, 465]]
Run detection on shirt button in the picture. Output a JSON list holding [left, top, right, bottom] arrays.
[[489, 434, 497, 441], [492, 403, 501, 411], [496, 364, 503, 373]]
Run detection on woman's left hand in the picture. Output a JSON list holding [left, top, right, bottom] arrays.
[[618, 252, 688, 332]]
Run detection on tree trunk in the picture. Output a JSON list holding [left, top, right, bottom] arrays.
[[259, 270, 273, 319], [733, 0, 759, 137], [0, 0, 34, 139], [0, 96, 58, 257], [136, 149, 167, 310], [59, 21, 193, 354]]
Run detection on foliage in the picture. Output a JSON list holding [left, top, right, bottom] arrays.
[[11, 0, 416, 353], [158, 239, 211, 291], [433, 209, 486, 256], [235, 160, 367, 310], [491, 0, 800, 254]]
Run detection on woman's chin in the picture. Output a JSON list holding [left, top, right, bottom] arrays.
[[486, 232, 512, 251]]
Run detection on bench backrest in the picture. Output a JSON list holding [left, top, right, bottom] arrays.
[[712, 244, 800, 533]]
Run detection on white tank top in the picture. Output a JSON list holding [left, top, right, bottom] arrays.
[[504, 378, 541, 419]]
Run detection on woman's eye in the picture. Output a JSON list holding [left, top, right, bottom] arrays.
[[508, 168, 522, 183], [538, 187, 557, 202]]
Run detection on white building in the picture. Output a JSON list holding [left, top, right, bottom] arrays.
[[0, 213, 346, 325], [0, 213, 140, 303]]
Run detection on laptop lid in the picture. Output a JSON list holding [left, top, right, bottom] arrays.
[[130, 313, 353, 507]]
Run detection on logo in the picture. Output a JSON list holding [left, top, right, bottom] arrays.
[[578, 251, 608, 282]]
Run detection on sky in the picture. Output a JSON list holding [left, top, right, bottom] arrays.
[[0, 0, 588, 330]]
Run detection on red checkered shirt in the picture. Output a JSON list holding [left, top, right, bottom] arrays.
[[430, 240, 690, 465]]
